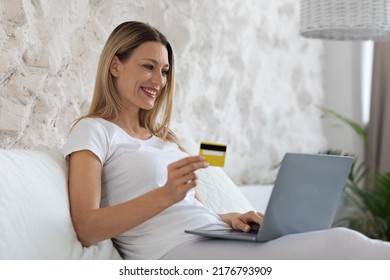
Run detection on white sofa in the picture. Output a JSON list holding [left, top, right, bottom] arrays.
[[1, 148, 390, 260]]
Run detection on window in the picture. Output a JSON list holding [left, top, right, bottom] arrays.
[[361, 41, 374, 125]]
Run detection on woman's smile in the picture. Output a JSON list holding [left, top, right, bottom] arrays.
[[141, 86, 158, 99]]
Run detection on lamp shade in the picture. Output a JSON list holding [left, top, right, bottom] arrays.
[[300, 0, 390, 41]]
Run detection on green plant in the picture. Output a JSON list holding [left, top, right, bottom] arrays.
[[323, 108, 390, 241]]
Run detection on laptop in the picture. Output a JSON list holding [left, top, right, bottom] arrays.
[[185, 152, 353, 242]]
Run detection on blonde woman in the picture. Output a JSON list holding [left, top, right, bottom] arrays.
[[63, 21, 262, 260], [63, 21, 390, 260]]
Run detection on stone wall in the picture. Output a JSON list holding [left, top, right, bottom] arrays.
[[0, 0, 325, 184]]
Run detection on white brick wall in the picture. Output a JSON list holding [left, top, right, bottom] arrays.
[[0, 0, 326, 184]]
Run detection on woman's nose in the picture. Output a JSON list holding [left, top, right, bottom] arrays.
[[151, 70, 165, 86]]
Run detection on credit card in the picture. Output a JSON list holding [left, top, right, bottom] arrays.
[[199, 142, 227, 167]]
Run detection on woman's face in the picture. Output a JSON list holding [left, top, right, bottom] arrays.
[[110, 41, 169, 112]]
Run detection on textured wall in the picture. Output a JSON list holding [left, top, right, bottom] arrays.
[[0, 0, 326, 184]]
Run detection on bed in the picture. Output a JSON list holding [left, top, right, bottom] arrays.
[[1, 147, 389, 259]]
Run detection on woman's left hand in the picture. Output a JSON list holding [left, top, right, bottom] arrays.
[[219, 211, 264, 232]]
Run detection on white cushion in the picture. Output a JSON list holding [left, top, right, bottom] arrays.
[[0, 148, 121, 259], [180, 139, 254, 213]]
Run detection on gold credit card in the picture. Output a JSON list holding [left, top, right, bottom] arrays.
[[199, 142, 227, 167]]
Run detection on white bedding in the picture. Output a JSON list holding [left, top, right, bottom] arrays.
[[1, 147, 389, 259], [0, 149, 120, 260], [0, 147, 252, 260], [238, 184, 273, 213]]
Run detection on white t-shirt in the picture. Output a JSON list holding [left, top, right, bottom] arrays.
[[62, 118, 229, 259]]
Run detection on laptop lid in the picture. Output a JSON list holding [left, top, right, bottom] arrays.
[[256, 153, 353, 241]]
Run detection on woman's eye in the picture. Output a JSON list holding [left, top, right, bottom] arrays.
[[143, 64, 153, 70], [162, 69, 169, 77]]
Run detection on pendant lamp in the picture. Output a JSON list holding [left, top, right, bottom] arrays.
[[300, 0, 390, 41]]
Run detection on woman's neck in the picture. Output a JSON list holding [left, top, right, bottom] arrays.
[[108, 111, 152, 140]]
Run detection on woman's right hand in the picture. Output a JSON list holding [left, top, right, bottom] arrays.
[[68, 153, 208, 247], [162, 156, 209, 203]]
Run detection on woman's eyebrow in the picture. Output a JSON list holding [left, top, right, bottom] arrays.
[[142, 58, 169, 68]]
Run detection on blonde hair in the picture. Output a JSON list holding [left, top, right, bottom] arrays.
[[77, 21, 183, 149]]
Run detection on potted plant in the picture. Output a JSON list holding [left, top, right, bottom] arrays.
[[323, 108, 390, 241]]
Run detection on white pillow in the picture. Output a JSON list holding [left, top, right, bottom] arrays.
[[0, 149, 121, 259], [180, 139, 254, 213]]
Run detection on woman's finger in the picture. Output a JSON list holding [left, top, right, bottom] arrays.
[[232, 218, 252, 232], [241, 211, 264, 226], [170, 156, 206, 170], [168, 156, 208, 179], [174, 172, 198, 186]]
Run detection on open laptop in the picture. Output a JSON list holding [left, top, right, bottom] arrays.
[[185, 153, 353, 242]]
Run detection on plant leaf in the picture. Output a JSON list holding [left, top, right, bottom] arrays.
[[322, 107, 368, 146]]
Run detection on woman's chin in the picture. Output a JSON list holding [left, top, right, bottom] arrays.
[[141, 103, 155, 111]]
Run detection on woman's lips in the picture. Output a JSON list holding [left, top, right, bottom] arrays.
[[141, 86, 158, 98]]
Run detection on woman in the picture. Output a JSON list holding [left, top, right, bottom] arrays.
[[63, 21, 262, 260], [63, 21, 390, 260]]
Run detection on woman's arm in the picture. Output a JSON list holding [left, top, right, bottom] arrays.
[[68, 150, 208, 247], [219, 211, 264, 232], [194, 192, 263, 233]]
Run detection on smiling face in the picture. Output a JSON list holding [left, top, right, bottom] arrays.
[[110, 41, 170, 113]]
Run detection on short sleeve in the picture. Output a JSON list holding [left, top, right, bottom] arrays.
[[62, 118, 109, 164]]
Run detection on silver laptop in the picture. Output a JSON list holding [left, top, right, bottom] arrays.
[[185, 153, 353, 242]]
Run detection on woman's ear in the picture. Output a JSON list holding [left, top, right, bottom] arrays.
[[110, 56, 120, 77]]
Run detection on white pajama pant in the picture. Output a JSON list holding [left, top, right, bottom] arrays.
[[160, 227, 390, 260]]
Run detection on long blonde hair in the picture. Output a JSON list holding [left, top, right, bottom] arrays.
[[77, 21, 182, 149]]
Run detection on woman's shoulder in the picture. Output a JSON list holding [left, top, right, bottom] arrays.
[[73, 117, 111, 131], [68, 117, 115, 141], [74, 117, 102, 126]]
